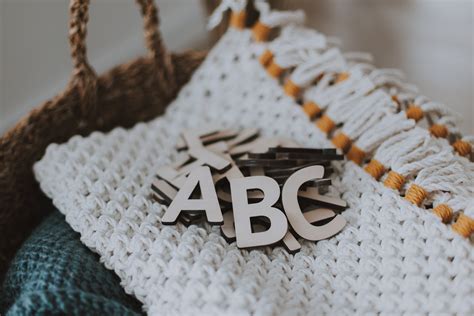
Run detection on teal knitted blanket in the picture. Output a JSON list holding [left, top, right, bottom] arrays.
[[1, 210, 144, 316]]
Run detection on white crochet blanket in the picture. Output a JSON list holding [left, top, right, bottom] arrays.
[[34, 26, 474, 315]]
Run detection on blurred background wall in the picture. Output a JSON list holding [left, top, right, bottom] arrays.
[[1, 0, 472, 134]]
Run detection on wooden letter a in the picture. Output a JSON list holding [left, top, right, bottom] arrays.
[[161, 166, 223, 225]]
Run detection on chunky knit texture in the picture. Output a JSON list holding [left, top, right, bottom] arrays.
[[1, 210, 143, 316], [33, 25, 474, 316]]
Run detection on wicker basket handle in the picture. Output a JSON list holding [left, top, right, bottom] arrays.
[[69, 0, 177, 118]]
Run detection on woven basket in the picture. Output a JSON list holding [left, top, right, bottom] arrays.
[[0, 0, 206, 279]]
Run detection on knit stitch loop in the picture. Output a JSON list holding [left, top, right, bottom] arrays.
[[433, 204, 453, 223], [452, 139, 472, 157], [316, 114, 336, 134], [364, 159, 386, 180], [384, 171, 405, 191], [252, 21, 271, 42], [429, 124, 448, 138], [302, 101, 321, 119], [347, 145, 366, 165], [406, 105, 424, 122], [404, 184, 427, 206], [452, 213, 474, 238], [332, 133, 352, 152], [259, 49, 273, 67]]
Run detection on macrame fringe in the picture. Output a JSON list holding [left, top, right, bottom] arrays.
[[207, 0, 248, 30], [245, 0, 474, 237]]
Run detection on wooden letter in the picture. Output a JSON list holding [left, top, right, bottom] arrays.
[[298, 187, 347, 211], [151, 178, 178, 204], [161, 166, 223, 225], [282, 166, 346, 241], [282, 207, 339, 254], [220, 211, 237, 242], [230, 176, 288, 248]]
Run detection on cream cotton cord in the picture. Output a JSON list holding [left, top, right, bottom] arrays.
[[34, 1, 474, 315]]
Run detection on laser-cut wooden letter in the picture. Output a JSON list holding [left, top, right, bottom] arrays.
[[230, 176, 288, 248], [282, 165, 346, 241], [161, 166, 223, 225]]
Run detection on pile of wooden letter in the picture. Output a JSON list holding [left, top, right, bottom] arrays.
[[152, 127, 348, 253]]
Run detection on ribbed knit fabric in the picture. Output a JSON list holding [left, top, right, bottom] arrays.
[[1, 210, 143, 316]]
